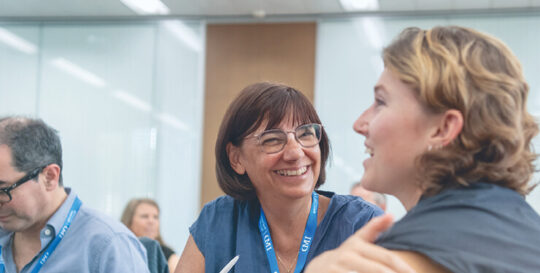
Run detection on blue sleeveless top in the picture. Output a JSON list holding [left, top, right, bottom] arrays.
[[190, 191, 382, 273], [377, 183, 540, 273]]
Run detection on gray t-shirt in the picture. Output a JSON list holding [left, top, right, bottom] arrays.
[[377, 183, 540, 273]]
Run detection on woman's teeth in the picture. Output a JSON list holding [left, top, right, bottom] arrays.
[[365, 147, 374, 156], [275, 166, 308, 176]]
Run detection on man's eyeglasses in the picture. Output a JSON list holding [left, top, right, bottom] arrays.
[[249, 123, 323, 154], [0, 166, 46, 203]]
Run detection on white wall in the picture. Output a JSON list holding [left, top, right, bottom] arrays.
[[0, 20, 205, 253], [315, 14, 540, 220]]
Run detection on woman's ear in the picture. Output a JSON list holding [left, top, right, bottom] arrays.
[[430, 109, 463, 146], [227, 142, 246, 175]]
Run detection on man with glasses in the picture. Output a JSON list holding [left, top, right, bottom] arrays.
[[0, 116, 149, 273]]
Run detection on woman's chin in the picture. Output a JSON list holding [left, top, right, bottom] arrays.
[[360, 176, 378, 192], [282, 185, 315, 199]]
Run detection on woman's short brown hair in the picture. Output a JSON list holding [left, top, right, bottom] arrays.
[[383, 26, 538, 196], [215, 82, 331, 200]]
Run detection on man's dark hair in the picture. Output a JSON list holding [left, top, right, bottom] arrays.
[[0, 116, 63, 186]]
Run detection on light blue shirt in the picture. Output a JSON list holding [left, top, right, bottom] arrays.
[[0, 188, 150, 273]]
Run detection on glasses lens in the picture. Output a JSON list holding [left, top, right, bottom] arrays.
[[0, 192, 11, 202], [259, 130, 287, 153], [296, 124, 321, 147]]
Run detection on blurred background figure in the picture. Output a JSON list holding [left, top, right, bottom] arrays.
[[121, 198, 180, 272], [350, 182, 386, 211]]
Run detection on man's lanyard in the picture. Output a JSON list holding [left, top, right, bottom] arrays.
[[258, 192, 319, 273], [0, 247, 5, 273], [0, 196, 82, 273]]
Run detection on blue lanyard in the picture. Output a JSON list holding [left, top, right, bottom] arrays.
[[259, 192, 319, 273], [0, 197, 82, 273], [0, 247, 5, 273], [31, 197, 82, 273]]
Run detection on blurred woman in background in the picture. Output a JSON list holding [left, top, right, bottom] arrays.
[[121, 198, 180, 272]]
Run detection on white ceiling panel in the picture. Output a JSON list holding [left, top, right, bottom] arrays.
[[262, 0, 313, 15], [0, 0, 133, 17], [379, 0, 416, 11], [0, 0, 538, 18], [196, 0, 255, 16], [305, 0, 343, 14], [162, 0, 202, 15], [490, 0, 532, 9], [453, 0, 491, 10], [414, 0, 458, 11]]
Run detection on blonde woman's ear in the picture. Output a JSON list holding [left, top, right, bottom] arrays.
[[226, 142, 246, 175], [431, 109, 463, 146]]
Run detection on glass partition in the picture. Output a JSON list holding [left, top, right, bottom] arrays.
[[0, 20, 205, 253]]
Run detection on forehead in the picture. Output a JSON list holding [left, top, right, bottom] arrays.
[[377, 69, 402, 88], [263, 105, 316, 128], [237, 91, 320, 141], [0, 145, 17, 181], [136, 202, 159, 213], [253, 115, 309, 134], [376, 69, 418, 100]]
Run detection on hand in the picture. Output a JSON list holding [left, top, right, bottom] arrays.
[[304, 214, 416, 273]]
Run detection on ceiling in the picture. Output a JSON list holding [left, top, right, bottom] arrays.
[[0, 0, 539, 19]]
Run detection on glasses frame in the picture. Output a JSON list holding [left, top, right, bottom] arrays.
[[249, 123, 323, 154], [0, 166, 46, 203]]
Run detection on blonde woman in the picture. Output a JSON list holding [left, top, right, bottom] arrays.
[[306, 26, 540, 272], [121, 198, 180, 272]]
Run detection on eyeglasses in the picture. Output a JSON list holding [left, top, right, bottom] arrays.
[[0, 166, 46, 203], [249, 123, 323, 154]]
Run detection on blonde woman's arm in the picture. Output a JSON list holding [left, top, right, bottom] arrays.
[[305, 215, 450, 273]]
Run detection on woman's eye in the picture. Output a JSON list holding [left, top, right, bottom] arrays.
[[375, 98, 385, 106], [262, 137, 283, 146]]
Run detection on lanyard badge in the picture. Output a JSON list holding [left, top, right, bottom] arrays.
[[259, 191, 319, 273]]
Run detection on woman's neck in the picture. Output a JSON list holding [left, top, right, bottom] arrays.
[[394, 186, 423, 211], [258, 192, 331, 273], [259, 193, 311, 229], [258, 193, 313, 254]]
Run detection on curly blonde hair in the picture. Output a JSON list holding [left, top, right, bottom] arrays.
[[383, 26, 538, 196]]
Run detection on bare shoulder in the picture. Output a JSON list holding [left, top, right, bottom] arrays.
[[391, 250, 450, 273], [175, 235, 204, 273]]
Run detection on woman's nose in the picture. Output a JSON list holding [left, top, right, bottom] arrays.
[[353, 109, 370, 136], [282, 133, 304, 160]]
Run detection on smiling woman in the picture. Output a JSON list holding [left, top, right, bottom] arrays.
[[175, 82, 382, 273], [305, 26, 540, 273]]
